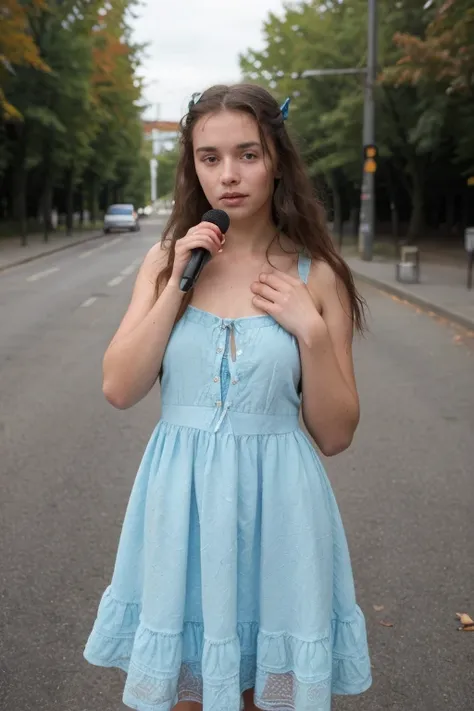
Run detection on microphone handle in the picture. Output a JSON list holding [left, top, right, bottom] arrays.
[[179, 248, 211, 292]]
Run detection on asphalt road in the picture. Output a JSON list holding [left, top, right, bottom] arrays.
[[0, 218, 473, 711]]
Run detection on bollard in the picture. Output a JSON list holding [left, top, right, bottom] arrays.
[[465, 227, 474, 290], [396, 245, 420, 284]]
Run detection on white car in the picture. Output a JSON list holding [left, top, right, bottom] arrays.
[[103, 204, 140, 233]]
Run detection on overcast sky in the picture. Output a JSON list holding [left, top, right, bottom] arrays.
[[131, 0, 285, 121]]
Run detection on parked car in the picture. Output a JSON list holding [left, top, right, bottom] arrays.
[[103, 204, 140, 233]]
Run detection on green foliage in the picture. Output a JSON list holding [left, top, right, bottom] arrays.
[[240, 0, 473, 240], [157, 141, 179, 198], [0, 0, 149, 234]]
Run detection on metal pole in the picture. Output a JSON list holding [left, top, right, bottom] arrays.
[[358, 0, 377, 261], [150, 158, 157, 203]]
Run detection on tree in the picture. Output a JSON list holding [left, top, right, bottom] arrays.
[[2, 0, 103, 240], [241, 0, 468, 243], [240, 0, 368, 238], [0, 0, 50, 119], [84, 0, 147, 219], [383, 0, 474, 177], [0, 0, 149, 242], [156, 141, 179, 199], [386, 0, 474, 94]]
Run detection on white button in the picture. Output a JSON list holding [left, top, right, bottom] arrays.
[[216, 400, 222, 407], [213, 376, 220, 383], [232, 378, 238, 385], [217, 347, 223, 353], [236, 350, 243, 357]]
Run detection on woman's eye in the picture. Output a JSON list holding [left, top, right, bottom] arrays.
[[243, 153, 257, 160], [203, 156, 217, 164]]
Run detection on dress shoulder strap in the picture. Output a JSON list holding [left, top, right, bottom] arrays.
[[297, 253, 312, 284]]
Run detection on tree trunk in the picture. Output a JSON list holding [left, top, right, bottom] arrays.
[[103, 182, 110, 212], [386, 163, 400, 254], [13, 157, 28, 246], [88, 173, 98, 225], [348, 184, 360, 238], [445, 192, 456, 235], [407, 160, 425, 242], [65, 166, 74, 236], [330, 172, 343, 248], [41, 170, 53, 243], [78, 184, 84, 229]]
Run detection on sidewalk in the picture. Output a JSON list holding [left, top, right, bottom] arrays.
[[346, 252, 474, 331], [0, 228, 103, 273]]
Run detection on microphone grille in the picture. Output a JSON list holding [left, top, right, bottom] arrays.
[[202, 209, 230, 234]]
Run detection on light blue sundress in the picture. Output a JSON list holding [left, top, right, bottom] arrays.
[[84, 254, 372, 711]]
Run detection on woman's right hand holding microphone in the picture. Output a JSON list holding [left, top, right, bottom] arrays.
[[169, 222, 224, 290]]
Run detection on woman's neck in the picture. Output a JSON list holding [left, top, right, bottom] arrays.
[[224, 210, 278, 257]]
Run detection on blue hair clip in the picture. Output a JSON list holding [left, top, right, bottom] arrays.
[[188, 92, 202, 111], [280, 97, 291, 121]]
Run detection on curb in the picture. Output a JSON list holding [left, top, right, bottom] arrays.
[[351, 269, 474, 332], [0, 230, 105, 274]]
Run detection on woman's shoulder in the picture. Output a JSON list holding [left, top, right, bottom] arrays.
[[141, 240, 170, 279], [307, 256, 346, 297], [306, 257, 353, 324], [308, 257, 337, 284]]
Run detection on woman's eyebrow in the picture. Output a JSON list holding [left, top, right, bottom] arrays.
[[195, 141, 261, 153]]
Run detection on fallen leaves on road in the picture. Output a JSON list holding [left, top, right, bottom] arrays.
[[373, 603, 393, 627], [452, 331, 474, 350], [456, 613, 474, 631]]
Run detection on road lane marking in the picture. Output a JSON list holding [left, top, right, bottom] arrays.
[[27, 267, 60, 282], [121, 263, 139, 276], [107, 276, 125, 287], [80, 297, 97, 308], [80, 236, 123, 258], [107, 259, 141, 286]]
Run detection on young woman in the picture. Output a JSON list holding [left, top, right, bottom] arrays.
[[84, 83, 372, 711]]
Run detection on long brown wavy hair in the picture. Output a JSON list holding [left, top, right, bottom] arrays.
[[157, 83, 367, 333]]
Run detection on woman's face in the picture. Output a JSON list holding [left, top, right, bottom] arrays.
[[193, 109, 278, 223]]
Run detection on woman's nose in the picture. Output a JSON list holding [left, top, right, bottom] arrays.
[[220, 158, 240, 185]]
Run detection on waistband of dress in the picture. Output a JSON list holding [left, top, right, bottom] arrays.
[[160, 404, 300, 435]]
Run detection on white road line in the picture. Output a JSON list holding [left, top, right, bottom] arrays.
[[107, 275, 125, 287], [121, 264, 139, 276], [79, 248, 96, 259], [80, 236, 123, 258], [27, 267, 60, 282], [80, 297, 97, 308]]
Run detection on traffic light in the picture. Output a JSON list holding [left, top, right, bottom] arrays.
[[363, 144, 378, 173]]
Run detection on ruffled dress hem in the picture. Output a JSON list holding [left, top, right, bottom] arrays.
[[84, 587, 372, 711]]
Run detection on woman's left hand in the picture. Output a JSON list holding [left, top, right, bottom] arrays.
[[251, 269, 326, 343]]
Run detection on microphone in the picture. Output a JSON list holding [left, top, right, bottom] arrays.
[[179, 209, 230, 292]]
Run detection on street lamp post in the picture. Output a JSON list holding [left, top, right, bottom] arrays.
[[150, 158, 158, 203], [358, 0, 377, 261]]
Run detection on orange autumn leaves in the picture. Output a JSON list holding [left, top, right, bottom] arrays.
[[373, 605, 474, 632], [0, 0, 50, 118], [456, 613, 474, 632], [382, 0, 474, 94]]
